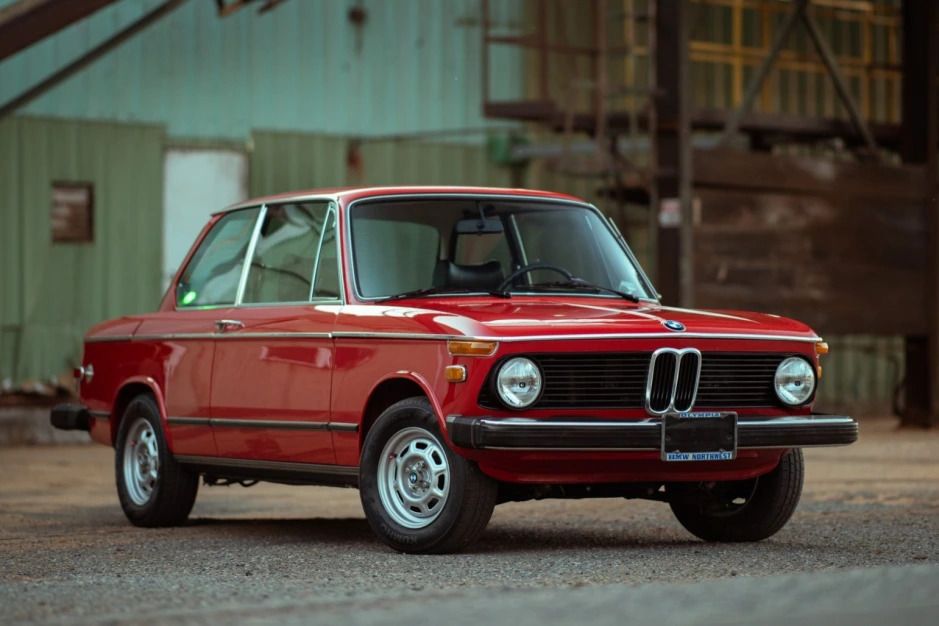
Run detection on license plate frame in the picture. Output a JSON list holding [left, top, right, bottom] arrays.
[[661, 411, 738, 462]]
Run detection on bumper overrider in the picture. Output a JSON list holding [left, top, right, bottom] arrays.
[[446, 414, 858, 451]]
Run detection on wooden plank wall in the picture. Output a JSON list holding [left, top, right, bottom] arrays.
[[691, 148, 928, 336]]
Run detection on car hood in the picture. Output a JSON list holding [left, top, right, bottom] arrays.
[[399, 298, 819, 340]]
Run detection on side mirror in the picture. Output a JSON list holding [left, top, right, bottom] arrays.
[[454, 217, 504, 235]]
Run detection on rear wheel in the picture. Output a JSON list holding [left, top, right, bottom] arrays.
[[115, 394, 198, 527], [359, 397, 497, 553], [668, 449, 804, 542]]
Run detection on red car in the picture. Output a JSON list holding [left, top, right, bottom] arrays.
[[52, 186, 857, 553]]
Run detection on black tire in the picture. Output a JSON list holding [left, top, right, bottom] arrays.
[[115, 394, 199, 527], [359, 397, 497, 554], [668, 449, 804, 542]]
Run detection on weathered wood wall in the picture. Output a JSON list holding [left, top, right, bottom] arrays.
[[692, 149, 928, 336]]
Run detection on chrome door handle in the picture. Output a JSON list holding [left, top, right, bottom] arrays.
[[215, 319, 245, 333]]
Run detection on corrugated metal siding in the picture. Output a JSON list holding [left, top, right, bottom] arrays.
[[249, 130, 516, 196], [815, 334, 905, 416], [0, 0, 522, 140], [0, 116, 163, 384]]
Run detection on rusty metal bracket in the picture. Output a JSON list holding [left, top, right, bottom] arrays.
[[0, 0, 187, 121], [719, 0, 880, 158]]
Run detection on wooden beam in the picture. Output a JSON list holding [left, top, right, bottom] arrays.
[[0, 0, 188, 120], [0, 0, 119, 61]]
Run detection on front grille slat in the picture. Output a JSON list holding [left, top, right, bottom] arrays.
[[478, 352, 791, 410]]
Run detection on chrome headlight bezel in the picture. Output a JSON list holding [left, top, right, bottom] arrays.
[[774, 356, 817, 406], [494, 357, 544, 409]]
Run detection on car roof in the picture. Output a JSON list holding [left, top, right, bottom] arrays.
[[218, 186, 589, 214]]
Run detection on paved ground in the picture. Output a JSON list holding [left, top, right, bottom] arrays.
[[1, 417, 937, 625]]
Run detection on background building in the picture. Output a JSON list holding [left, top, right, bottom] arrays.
[[0, 0, 925, 420]]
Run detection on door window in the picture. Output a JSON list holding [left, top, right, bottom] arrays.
[[176, 207, 260, 308], [242, 202, 335, 304]]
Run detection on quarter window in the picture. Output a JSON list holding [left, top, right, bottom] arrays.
[[312, 210, 340, 299], [243, 202, 332, 304], [177, 208, 260, 308]]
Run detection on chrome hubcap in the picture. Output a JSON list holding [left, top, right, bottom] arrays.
[[377, 427, 450, 529], [122, 418, 159, 506]]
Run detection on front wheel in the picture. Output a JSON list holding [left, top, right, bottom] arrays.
[[359, 397, 497, 553], [115, 394, 199, 527], [668, 449, 804, 542]]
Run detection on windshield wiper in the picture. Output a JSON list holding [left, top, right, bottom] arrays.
[[376, 286, 511, 303], [526, 278, 641, 302]]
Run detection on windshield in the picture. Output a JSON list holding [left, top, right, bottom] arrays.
[[349, 198, 655, 300]]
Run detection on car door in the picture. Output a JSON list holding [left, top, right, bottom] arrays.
[[140, 206, 262, 457], [210, 201, 340, 464]]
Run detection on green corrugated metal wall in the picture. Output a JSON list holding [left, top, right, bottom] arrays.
[[815, 335, 904, 416], [0, 117, 163, 386], [0, 0, 522, 141]]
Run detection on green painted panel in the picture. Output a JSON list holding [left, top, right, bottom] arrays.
[[250, 131, 349, 197], [0, 116, 163, 384]]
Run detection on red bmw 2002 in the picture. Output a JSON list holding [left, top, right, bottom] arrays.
[[52, 186, 858, 553]]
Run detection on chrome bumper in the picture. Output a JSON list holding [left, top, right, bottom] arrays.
[[446, 414, 858, 451]]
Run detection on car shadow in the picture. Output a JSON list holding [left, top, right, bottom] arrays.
[[183, 516, 707, 553]]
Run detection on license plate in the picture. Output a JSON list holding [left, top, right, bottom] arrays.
[[661, 411, 737, 462]]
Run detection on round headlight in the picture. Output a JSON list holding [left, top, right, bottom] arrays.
[[774, 357, 816, 406], [495, 357, 543, 409]]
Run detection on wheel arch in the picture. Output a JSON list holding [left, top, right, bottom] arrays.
[[110, 377, 169, 447], [359, 373, 445, 449]]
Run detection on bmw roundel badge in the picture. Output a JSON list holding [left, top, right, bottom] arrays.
[[663, 320, 685, 332]]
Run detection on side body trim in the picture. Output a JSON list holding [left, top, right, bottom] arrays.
[[174, 455, 358, 477], [166, 416, 358, 432]]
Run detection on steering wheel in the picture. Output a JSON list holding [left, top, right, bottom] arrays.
[[496, 262, 576, 293]]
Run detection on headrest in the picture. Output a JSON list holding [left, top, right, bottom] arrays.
[[434, 260, 504, 291]]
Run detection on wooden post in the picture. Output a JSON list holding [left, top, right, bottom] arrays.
[[654, 0, 691, 306], [900, 0, 939, 427]]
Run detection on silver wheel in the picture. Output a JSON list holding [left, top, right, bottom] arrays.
[[377, 426, 451, 529], [122, 417, 159, 506]]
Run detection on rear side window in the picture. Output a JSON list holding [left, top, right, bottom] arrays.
[[242, 202, 331, 304], [177, 208, 260, 307]]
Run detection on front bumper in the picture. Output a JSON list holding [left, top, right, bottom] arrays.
[[446, 414, 858, 451]]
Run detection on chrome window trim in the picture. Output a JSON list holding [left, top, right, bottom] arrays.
[[86, 331, 823, 344], [174, 205, 264, 312], [308, 206, 333, 301], [235, 203, 268, 305], [217, 192, 343, 214], [343, 193, 656, 302], [231, 300, 342, 309], [178, 197, 346, 311], [597, 205, 659, 301]]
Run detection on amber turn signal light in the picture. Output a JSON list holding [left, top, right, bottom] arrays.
[[444, 365, 467, 383], [815, 341, 829, 356], [447, 339, 497, 357]]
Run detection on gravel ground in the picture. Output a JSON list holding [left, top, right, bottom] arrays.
[[1, 417, 937, 625]]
